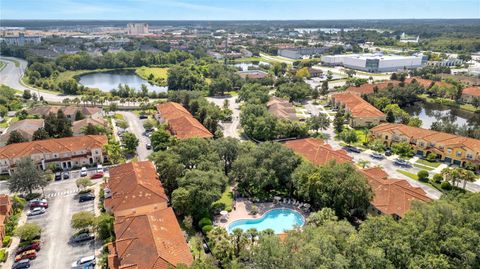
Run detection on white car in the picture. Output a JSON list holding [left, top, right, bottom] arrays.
[[71, 255, 95, 268], [28, 207, 46, 217], [28, 198, 47, 205], [80, 167, 88, 177], [96, 164, 103, 173]]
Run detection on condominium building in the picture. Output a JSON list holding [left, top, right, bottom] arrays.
[[321, 53, 427, 73], [127, 23, 149, 36], [370, 123, 480, 167], [267, 97, 298, 121], [461, 86, 480, 104], [330, 92, 386, 127], [0, 135, 107, 175], [106, 161, 193, 269], [0, 33, 42, 46]]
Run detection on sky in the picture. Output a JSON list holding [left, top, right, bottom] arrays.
[[1, 0, 479, 20]]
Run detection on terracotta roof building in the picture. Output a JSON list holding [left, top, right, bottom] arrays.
[[104, 161, 168, 217], [284, 138, 432, 218], [361, 167, 432, 218], [72, 118, 108, 136], [284, 138, 352, 165], [331, 92, 386, 127], [461, 86, 480, 104], [237, 70, 269, 79], [27, 105, 103, 121], [267, 97, 298, 121], [0, 119, 44, 146], [0, 135, 107, 175], [0, 194, 13, 243], [108, 207, 193, 269], [371, 123, 480, 167], [105, 161, 193, 269], [156, 102, 213, 139], [347, 78, 433, 96], [405, 77, 434, 88]]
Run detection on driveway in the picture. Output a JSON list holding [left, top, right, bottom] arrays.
[[117, 111, 152, 160], [206, 95, 243, 139]]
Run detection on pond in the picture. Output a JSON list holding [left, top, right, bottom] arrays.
[[234, 61, 270, 71], [404, 102, 480, 129], [78, 70, 168, 93]]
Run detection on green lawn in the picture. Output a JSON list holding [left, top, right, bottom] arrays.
[[113, 113, 124, 121], [0, 61, 5, 71], [233, 57, 264, 63], [135, 67, 168, 86], [217, 186, 233, 212], [414, 164, 434, 171], [416, 159, 441, 168], [354, 129, 368, 144]]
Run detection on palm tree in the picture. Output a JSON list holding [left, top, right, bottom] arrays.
[[73, 97, 81, 106], [62, 98, 71, 105], [459, 168, 476, 190], [358, 159, 370, 168]]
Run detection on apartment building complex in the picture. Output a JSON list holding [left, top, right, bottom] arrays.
[[156, 102, 213, 139], [331, 92, 386, 127], [267, 97, 298, 121], [0, 135, 107, 175], [371, 123, 480, 167], [105, 161, 193, 269]]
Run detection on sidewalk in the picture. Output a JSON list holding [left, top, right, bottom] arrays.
[[3, 210, 27, 268]]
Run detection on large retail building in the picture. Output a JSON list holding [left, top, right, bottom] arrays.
[[321, 53, 427, 72]]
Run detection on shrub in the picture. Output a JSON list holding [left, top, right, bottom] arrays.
[[417, 170, 429, 182], [2, 236, 11, 247], [211, 201, 226, 215], [432, 174, 443, 184], [426, 153, 437, 162], [0, 248, 7, 262], [202, 225, 213, 234], [24, 193, 41, 201], [440, 181, 452, 190], [15, 223, 42, 242], [198, 217, 212, 228]]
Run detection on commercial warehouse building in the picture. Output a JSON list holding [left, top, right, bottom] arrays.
[[278, 48, 325, 59], [321, 53, 427, 72]]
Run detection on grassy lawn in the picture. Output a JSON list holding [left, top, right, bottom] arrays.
[[416, 159, 441, 168], [414, 164, 434, 171], [397, 169, 419, 180], [135, 67, 168, 86], [233, 57, 264, 63], [217, 186, 233, 212], [354, 129, 368, 144], [113, 113, 124, 121], [0, 61, 5, 71]]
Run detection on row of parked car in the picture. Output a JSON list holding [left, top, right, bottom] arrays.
[[11, 240, 41, 268]]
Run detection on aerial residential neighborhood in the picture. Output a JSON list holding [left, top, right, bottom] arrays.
[[0, 1, 480, 269]]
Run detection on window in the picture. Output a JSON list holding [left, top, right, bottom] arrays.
[[447, 149, 452, 154], [466, 154, 473, 160], [385, 135, 389, 140], [420, 142, 424, 147], [456, 151, 462, 157]]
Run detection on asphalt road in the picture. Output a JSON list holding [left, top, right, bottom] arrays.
[[118, 111, 152, 160], [206, 95, 242, 139], [0, 57, 77, 102]]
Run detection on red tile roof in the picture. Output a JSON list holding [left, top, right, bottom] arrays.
[[267, 97, 298, 121], [109, 207, 193, 269], [332, 92, 385, 118], [284, 139, 431, 217], [284, 138, 353, 165], [371, 123, 480, 153], [462, 86, 480, 97], [105, 161, 168, 215], [0, 135, 107, 160], [156, 102, 213, 139], [405, 77, 434, 88], [346, 84, 375, 95], [361, 167, 432, 217]]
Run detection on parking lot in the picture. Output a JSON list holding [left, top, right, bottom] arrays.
[[18, 170, 100, 269]]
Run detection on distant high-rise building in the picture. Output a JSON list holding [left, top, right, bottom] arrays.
[[127, 23, 149, 36]]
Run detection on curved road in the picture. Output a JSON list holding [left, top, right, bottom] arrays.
[[0, 56, 76, 102]]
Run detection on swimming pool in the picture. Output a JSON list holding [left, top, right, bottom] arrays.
[[227, 208, 305, 234]]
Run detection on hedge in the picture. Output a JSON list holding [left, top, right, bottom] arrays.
[[2, 236, 11, 247], [0, 248, 8, 263]]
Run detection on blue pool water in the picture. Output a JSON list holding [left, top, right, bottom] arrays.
[[227, 208, 305, 234]]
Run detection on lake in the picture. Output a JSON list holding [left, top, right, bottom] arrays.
[[404, 102, 480, 129], [78, 70, 168, 93]]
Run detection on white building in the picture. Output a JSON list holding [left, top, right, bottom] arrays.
[[0, 33, 41, 46], [321, 53, 427, 73], [127, 23, 149, 36]]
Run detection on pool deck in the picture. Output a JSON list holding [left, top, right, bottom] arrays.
[[214, 198, 308, 229]]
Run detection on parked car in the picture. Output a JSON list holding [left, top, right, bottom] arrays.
[[11, 259, 31, 269], [79, 193, 95, 202], [28, 199, 47, 206], [80, 167, 88, 177], [344, 146, 361, 153], [394, 158, 412, 168], [70, 232, 95, 243], [90, 172, 103, 179], [96, 164, 103, 173], [54, 172, 62, 181], [385, 149, 393, 156], [370, 152, 385, 160], [71, 255, 95, 268], [139, 114, 148, 119], [27, 207, 46, 217], [146, 143, 152, 150], [15, 250, 37, 261], [29, 200, 48, 209], [63, 171, 70, 179], [16, 242, 41, 255]]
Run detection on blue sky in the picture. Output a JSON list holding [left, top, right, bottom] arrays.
[[1, 0, 479, 20]]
